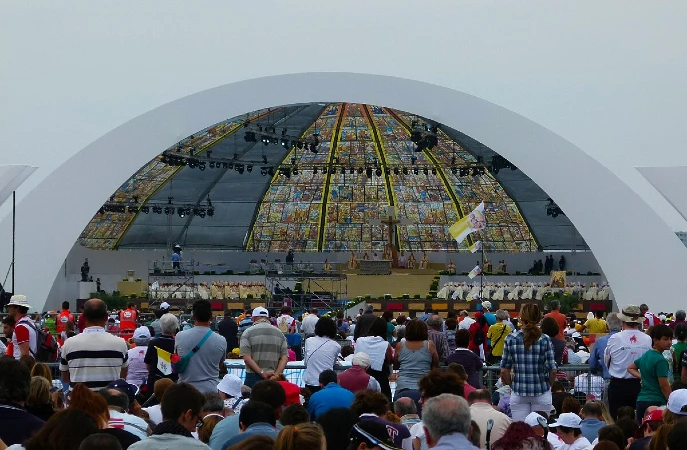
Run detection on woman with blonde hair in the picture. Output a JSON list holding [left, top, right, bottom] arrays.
[[274, 423, 326, 450], [500, 303, 558, 421], [30, 362, 53, 384], [25, 376, 55, 421]]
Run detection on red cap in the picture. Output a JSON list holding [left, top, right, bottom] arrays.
[[635, 409, 664, 438], [277, 380, 302, 406]]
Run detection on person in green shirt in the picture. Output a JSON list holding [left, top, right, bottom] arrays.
[[628, 324, 674, 423], [671, 323, 687, 378]]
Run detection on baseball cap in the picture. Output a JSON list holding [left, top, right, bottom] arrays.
[[524, 412, 547, 428], [159, 301, 170, 310], [352, 352, 371, 368], [107, 379, 137, 404], [550, 413, 582, 428], [133, 327, 151, 342], [252, 307, 269, 318], [217, 374, 242, 398], [482, 301, 492, 310], [636, 409, 664, 438], [667, 389, 687, 415], [349, 421, 401, 450]]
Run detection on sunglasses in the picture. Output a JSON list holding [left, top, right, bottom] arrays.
[[195, 414, 205, 429]]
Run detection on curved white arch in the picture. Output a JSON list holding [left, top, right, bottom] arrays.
[[2, 72, 686, 312]]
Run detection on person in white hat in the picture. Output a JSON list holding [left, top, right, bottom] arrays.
[[217, 374, 248, 414], [5, 295, 37, 360], [550, 413, 592, 450], [126, 326, 151, 386], [524, 412, 564, 449], [239, 306, 288, 387], [337, 352, 381, 393], [604, 304, 652, 420]]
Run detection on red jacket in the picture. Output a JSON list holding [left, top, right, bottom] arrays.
[[119, 308, 137, 330], [468, 321, 489, 355], [56, 310, 74, 333]]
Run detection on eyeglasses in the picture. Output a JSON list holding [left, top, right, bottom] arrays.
[[195, 414, 205, 429], [349, 424, 397, 450]]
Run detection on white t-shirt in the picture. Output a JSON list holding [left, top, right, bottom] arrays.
[[303, 336, 341, 386], [301, 314, 319, 335], [559, 436, 592, 450], [409, 421, 428, 450], [278, 314, 296, 332], [458, 317, 475, 331], [604, 329, 652, 379], [108, 410, 150, 440], [573, 373, 604, 400]]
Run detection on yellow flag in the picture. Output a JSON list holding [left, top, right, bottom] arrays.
[[449, 202, 486, 244], [156, 346, 172, 375], [469, 241, 483, 253]]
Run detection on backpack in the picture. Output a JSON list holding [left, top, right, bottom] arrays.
[[474, 326, 485, 346], [24, 321, 59, 362], [278, 316, 290, 334]]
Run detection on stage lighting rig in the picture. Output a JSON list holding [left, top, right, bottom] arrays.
[[546, 198, 565, 218]]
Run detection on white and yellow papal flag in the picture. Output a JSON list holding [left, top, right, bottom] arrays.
[[448, 202, 486, 244], [469, 241, 482, 254], [468, 265, 482, 280], [156, 346, 173, 375]]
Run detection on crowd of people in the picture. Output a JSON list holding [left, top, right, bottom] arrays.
[[436, 281, 612, 301], [2, 293, 687, 450]]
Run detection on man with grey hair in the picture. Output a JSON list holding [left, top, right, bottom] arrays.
[[427, 315, 450, 363], [458, 310, 475, 331], [394, 397, 421, 428], [422, 394, 478, 449], [144, 312, 179, 393]]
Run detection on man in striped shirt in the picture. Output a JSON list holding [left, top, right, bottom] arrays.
[[60, 298, 129, 390]]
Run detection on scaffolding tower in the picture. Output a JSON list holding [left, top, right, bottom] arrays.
[[265, 265, 347, 313]]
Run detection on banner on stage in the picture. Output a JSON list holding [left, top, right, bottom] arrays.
[[468, 265, 482, 279], [449, 202, 486, 244], [469, 241, 482, 253], [551, 270, 566, 288]]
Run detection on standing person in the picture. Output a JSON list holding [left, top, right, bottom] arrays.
[[301, 308, 319, 339], [335, 310, 350, 337], [355, 317, 393, 401], [382, 311, 395, 344], [604, 304, 652, 420], [427, 315, 451, 363], [175, 300, 227, 394], [421, 393, 479, 450], [353, 305, 377, 340], [217, 310, 238, 351], [447, 329, 484, 389], [6, 295, 37, 360], [468, 312, 489, 360], [60, 298, 129, 391], [144, 313, 179, 394], [276, 306, 297, 334], [56, 301, 74, 338], [303, 317, 341, 394], [668, 309, 686, 330], [580, 311, 607, 334], [393, 319, 439, 400], [458, 310, 475, 330], [627, 323, 674, 421], [2, 315, 15, 356], [482, 301, 496, 326], [640, 304, 659, 329], [671, 323, 687, 380], [589, 312, 621, 390], [128, 382, 211, 450], [500, 303, 558, 421], [486, 310, 511, 366], [240, 307, 288, 388], [544, 300, 567, 341], [126, 327, 151, 387], [119, 303, 138, 341], [149, 308, 165, 337]]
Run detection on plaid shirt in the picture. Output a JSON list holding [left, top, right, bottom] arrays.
[[501, 331, 557, 396], [428, 328, 451, 363]]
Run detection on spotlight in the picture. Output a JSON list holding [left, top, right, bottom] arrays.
[[198, 162, 206, 171], [223, 162, 229, 169], [281, 128, 287, 136], [451, 167, 458, 174], [410, 131, 423, 144], [322, 167, 328, 174], [394, 168, 400, 175], [292, 167, 298, 176], [296, 141, 304, 150], [340, 167, 346, 175], [384, 167, 390, 175], [142, 206, 149, 214], [310, 143, 318, 154], [366, 167, 373, 178], [207, 207, 215, 217], [268, 167, 275, 176], [349, 167, 355, 175], [459, 168, 469, 177], [281, 139, 289, 148], [262, 155, 268, 164], [314, 167, 318, 175], [260, 167, 268, 176], [247, 165, 253, 173], [237, 164, 245, 174], [261, 135, 270, 146], [375, 168, 382, 177], [403, 167, 408, 175], [432, 168, 437, 175], [411, 155, 417, 165], [164, 206, 174, 215], [153, 206, 162, 214], [357, 167, 363, 174], [413, 167, 419, 175], [178, 209, 185, 218], [423, 167, 429, 175], [198, 209, 206, 218], [209, 161, 215, 169]]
